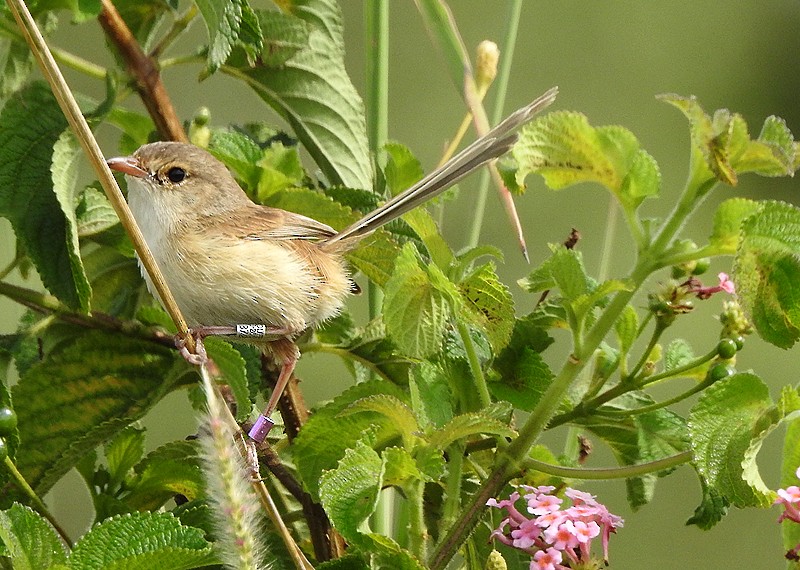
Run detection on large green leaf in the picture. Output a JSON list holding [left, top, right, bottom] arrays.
[[458, 262, 514, 353], [0, 504, 68, 570], [68, 511, 216, 569], [0, 82, 90, 310], [235, 2, 372, 189], [733, 201, 800, 348], [194, 0, 246, 71], [512, 111, 660, 211], [688, 373, 797, 509], [6, 331, 187, 501]]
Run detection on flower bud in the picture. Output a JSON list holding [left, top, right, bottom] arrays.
[[475, 40, 499, 92], [485, 550, 508, 570], [189, 107, 212, 148]]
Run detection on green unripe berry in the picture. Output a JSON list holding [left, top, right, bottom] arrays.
[[733, 335, 745, 351], [708, 363, 735, 382], [717, 338, 738, 360], [0, 407, 17, 435], [692, 258, 711, 275]]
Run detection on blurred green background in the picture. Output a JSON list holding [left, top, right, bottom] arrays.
[[2, 1, 799, 568]]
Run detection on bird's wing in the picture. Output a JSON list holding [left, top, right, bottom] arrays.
[[203, 205, 337, 242]]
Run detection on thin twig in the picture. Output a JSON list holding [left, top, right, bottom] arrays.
[[97, 0, 187, 142]]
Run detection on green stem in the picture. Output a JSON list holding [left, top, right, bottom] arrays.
[[595, 375, 715, 417], [624, 319, 667, 382], [456, 321, 491, 409], [51, 46, 107, 79], [149, 5, 198, 59], [440, 443, 464, 535], [407, 480, 427, 561], [523, 451, 692, 480], [365, 0, 389, 326], [549, 345, 719, 428], [466, 0, 522, 248], [3, 457, 73, 547]]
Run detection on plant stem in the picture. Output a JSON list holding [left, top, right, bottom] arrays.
[[3, 457, 73, 547], [149, 5, 198, 59], [467, 0, 523, 253], [523, 451, 692, 480], [456, 321, 491, 409], [365, 0, 389, 326], [441, 443, 464, 533], [407, 479, 427, 561]]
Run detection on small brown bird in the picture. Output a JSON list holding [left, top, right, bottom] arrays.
[[107, 87, 557, 441]]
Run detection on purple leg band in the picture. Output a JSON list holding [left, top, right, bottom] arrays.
[[248, 414, 275, 442]]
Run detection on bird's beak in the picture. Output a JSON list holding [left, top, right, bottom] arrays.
[[107, 156, 148, 179]]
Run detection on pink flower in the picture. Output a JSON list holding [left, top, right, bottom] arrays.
[[543, 520, 580, 550], [718, 272, 735, 294], [532, 548, 563, 570], [776, 466, 800, 559], [527, 492, 563, 515]]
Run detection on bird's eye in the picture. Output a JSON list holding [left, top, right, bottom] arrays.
[[167, 167, 186, 183]]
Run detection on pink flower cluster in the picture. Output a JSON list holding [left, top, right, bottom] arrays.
[[690, 272, 736, 300], [775, 467, 800, 561], [487, 486, 623, 570]]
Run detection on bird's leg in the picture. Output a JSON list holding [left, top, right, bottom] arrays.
[[249, 348, 298, 443], [175, 324, 296, 365]]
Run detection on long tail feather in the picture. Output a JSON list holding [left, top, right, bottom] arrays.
[[326, 86, 558, 245]]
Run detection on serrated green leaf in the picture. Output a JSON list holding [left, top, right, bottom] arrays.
[[664, 338, 694, 372], [660, 95, 797, 187], [255, 142, 305, 199], [518, 245, 592, 303], [207, 129, 263, 191], [384, 141, 424, 197], [458, 262, 515, 353], [781, 413, 800, 553], [340, 394, 420, 449], [256, 9, 309, 66], [572, 279, 631, 321], [293, 380, 409, 499], [319, 439, 383, 542], [76, 185, 119, 237], [82, 246, 142, 318], [0, 504, 68, 570], [688, 372, 776, 508], [513, 112, 659, 210], [708, 197, 760, 254], [7, 331, 186, 502], [105, 425, 145, 490], [685, 476, 729, 529], [346, 230, 401, 288], [614, 304, 638, 355], [125, 440, 204, 511], [267, 187, 355, 231], [381, 446, 424, 487], [490, 347, 553, 412], [202, 338, 252, 421], [195, 0, 244, 72], [0, 83, 90, 310], [401, 208, 454, 269], [427, 412, 515, 450], [733, 200, 800, 348], [68, 511, 216, 570], [383, 244, 453, 358], [409, 361, 453, 429], [238, 2, 372, 190]]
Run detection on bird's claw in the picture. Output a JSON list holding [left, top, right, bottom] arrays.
[[175, 331, 208, 365]]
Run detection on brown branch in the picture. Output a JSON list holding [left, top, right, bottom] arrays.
[[97, 0, 187, 142]]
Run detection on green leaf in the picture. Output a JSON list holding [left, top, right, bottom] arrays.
[[319, 439, 383, 542], [68, 511, 216, 569], [340, 394, 420, 449], [293, 380, 409, 499], [0, 504, 68, 570], [409, 361, 453, 429], [238, 3, 372, 190], [267, 187, 355, 231], [203, 338, 252, 421], [733, 201, 800, 348], [125, 440, 204, 511], [660, 95, 797, 187], [685, 477, 729, 529], [7, 331, 186, 501], [518, 245, 592, 302], [257, 8, 310, 66], [458, 262, 515, 353], [195, 0, 245, 72], [381, 446, 425, 487], [207, 129, 263, 190], [76, 185, 119, 238], [383, 244, 454, 358], [0, 82, 90, 310], [708, 197, 760, 254], [426, 412, 515, 450], [781, 413, 800, 553], [688, 373, 779, 508], [384, 142, 424, 197], [104, 425, 145, 490], [614, 304, 639, 355], [513, 112, 660, 210], [490, 347, 553, 412], [664, 338, 695, 372], [347, 231, 401, 288]]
